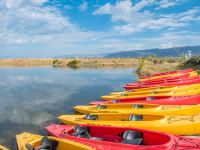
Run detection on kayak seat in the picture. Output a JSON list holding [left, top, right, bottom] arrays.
[[96, 104, 107, 109], [150, 91, 157, 94], [121, 130, 143, 145], [90, 137, 104, 141], [71, 125, 104, 141], [25, 144, 34, 150], [111, 99, 120, 103], [132, 104, 143, 109], [71, 125, 91, 139], [85, 114, 98, 120], [146, 97, 155, 101], [26, 137, 58, 150], [128, 115, 143, 121]]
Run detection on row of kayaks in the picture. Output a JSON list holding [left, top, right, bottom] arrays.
[[102, 83, 200, 100], [124, 71, 200, 90], [139, 68, 195, 81], [4, 68, 200, 150], [15, 125, 200, 150]]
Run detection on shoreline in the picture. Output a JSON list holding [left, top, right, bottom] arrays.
[[0, 57, 181, 75], [0, 58, 138, 67]]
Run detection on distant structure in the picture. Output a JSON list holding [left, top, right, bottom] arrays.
[[185, 50, 192, 60]]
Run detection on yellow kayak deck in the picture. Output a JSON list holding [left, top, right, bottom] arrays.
[[102, 87, 200, 100], [0, 145, 8, 150], [16, 132, 94, 150], [58, 113, 200, 135], [110, 83, 200, 96], [74, 104, 200, 116]]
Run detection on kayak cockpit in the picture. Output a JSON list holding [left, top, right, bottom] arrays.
[[25, 137, 58, 150], [62, 125, 171, 146], [84, 114, 165, 121], [16, 132, 92, 150], [117, 96, 172, 102], [96, 104, 159, 109]]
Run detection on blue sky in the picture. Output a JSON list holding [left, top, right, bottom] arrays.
[[0, 0, 200, 58]]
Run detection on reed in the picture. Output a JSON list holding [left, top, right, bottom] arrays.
[[0, 58, 138, 67], [136, 56, 179, 76]]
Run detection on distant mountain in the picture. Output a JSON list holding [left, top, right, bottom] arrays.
[[106, 45, 200, 58]]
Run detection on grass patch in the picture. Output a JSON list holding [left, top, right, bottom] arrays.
[[136, 56, 179, 76], [52, 59, 62, 67]]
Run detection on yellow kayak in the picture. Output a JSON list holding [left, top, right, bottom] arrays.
[[58, 113, 200, 135], [110, 83, 200, 96], [139, 71, 197, 81], [110, 86, 175, 95], [0, 145, 8, 150], [16, 132, 94, 150], [74, 104, 200, 116], [102, 87, 200, 101]]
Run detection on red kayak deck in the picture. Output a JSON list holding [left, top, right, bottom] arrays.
[[140, 69, 193, 79], [138, 73, 194, 83], [89, 95, 200, 105], [46, 124, 200, 150], [124, 77, 200, 90]]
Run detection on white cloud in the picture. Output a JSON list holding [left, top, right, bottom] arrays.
[[138, 31, 200, 49], [93, 3, 112, 15], [93, 0, 153, 23], [156, 0, 184, 9], [31, 0, 48, 5], [133, 0, 155, 11], [1, 0, 48, 8], [113, 14, 190, 34], [93, 1, 200, 34], [102, 39, 144, 51], [95, 30, 200, 52], [0, 0, 95, 46], [161, 42, 174, 48], [79, 0, 88, 12]]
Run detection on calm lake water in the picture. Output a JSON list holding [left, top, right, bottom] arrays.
[[0, 67, 137, 149]]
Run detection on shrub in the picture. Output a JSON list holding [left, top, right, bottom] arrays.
[[184, 56, 200, 67], [67, 60, 81, 68], [52, 59, 62, 67]]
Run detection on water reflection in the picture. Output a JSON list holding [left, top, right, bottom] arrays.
[[0, 67, 137, 149]]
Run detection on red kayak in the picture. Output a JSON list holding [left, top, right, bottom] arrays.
[[89, 95, 200, 105], [46, 124, 200, 150], [140, 69, 193, 79], [124, 76, 200, 90], [126, 76, 199, 87], [136, 74, 197, 85]]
